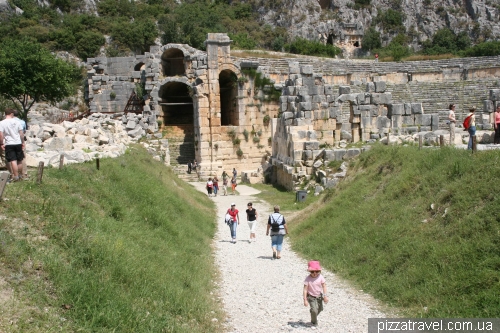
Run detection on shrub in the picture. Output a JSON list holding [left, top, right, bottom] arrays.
[[464, 41, 500, 57], [284, 37, 342, 58], [252, 136, 260, 143], [263, 115, 271, 126], [243, 129, 249, 141], [236, 148, 243, 157], [75, 30, 105, 60], [361, 27, 381, 51]]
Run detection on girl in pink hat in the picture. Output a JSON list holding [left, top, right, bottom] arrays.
[[303, 260, 329, 326]]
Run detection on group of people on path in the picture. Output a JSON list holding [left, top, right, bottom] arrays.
[[448, 104, 500, 148], [206, 168, 239, 196], [0, 108, 29, 183], [223, 201, 328, 327]]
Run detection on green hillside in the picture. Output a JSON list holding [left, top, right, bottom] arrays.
[[291, 144, 500, 317], [0, 146, 223, 332]]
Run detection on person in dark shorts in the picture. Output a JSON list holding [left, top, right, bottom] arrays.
[[0, 109, 25, 182]]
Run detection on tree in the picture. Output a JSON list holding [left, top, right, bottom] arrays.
[[0, 38, 82, 123], [361, 27, 381, 51]]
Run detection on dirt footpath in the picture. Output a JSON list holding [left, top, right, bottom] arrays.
[[190, 182, 388, 333]]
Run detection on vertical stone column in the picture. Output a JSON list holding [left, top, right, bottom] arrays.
[[203, 33, 232, 173]]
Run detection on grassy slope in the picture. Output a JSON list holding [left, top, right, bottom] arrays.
[[290, 144, 500, 317], [0, 146, 222, 332]]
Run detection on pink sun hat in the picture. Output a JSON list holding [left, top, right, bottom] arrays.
[[307, 260, 322, 271]]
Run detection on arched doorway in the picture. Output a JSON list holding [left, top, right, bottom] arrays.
[[159, 81, 195, 165], [219, 69, 238, 126], [161, 48, 185, 77], [159, 82, 193, 125]]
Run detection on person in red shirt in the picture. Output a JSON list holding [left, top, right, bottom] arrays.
[[374, 53, 379, 62], [226, 203, 240, 243]]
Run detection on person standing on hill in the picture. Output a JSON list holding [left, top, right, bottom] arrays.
[[448, 104, 457, 145], [0, 108, 25, 182], [246, 202, 258, 243], [466, 106, 476, 150], [494, 105, 500, 144], [226, 203, 240, 243], [266, 205, 288, 259]]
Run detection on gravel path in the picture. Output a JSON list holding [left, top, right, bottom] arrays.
[[191, 182, 388, 332]]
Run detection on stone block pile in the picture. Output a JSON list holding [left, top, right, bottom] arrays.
[[24, 111, 168, 168]]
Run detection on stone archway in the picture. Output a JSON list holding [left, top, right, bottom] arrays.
[[158, 81, 195, 165], [219, 69, 238, 126], [161, 48, 185, 77]]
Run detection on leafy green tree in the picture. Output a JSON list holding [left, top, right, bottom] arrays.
[[0, 38, 82, 122], [464, 41, 500, 57], [229, 33, 256, 49], [422, 28, 470, 55], [111, 19, 158, 54], [75, 31, 105, 60], [285, 38, 341, 58], [361, 27, 381, 51]]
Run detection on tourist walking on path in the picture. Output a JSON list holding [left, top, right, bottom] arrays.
[[187, 160, 192, 174], [467, 106, 476, 150], [212, 176, 219, 196], [494, 105, 500, 144], [266, 205, 288, 259], [246, 202, 258, 242], [221, 171, 228, 196], [232, 167, 237, 179], [189, 181, 387, 332], [303, 260, 329, 327], [206, 177, 213, 197], [0, 108, 25, 182], [448, 104, 457, 145], [226, 203, 240, 243], [231, 176, 237, 195]]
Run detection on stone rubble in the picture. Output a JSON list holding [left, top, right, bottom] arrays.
[[24, 108, 169, 168]]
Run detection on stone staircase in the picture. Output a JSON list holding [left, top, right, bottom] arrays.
[[387, 78, 499, 127], [159, 125, 199, 181]]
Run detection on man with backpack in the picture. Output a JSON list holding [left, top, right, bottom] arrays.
[[266, 205, 288, 259]]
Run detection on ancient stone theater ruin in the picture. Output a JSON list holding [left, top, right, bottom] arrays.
[[86, 33, 500, 189]]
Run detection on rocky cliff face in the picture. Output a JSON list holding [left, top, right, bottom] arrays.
[[255, 0, 500, 51]]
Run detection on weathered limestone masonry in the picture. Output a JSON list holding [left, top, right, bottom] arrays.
[[270, 63, 429, 190], [86, 33, 279, 177], [86, 33, 500, 189]]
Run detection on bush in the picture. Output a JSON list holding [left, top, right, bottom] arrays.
[[463, 41, 500, 57], [284, 37, 342, 58], [75, 30, 105, 60], [361, 27, 381, 51]]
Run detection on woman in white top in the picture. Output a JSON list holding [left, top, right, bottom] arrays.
[[448, 104, 457, 145]]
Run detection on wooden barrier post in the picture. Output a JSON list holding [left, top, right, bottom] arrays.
[[386, 132, 390, 145], [472, 135, 477, 152], [96, 158, 100, 170], [440, 135, 444, 147], [419, 135, 423, 149], [0, 171, 9, 200], [37, 161, 44, 184], [59, 154, 64, 170]]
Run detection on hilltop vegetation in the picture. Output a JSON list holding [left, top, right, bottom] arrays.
[[290, 144, 500, 317], [1, 0, 498, 62]]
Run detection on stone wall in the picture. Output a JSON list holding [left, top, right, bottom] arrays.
[[86, 34, 500, 188]]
